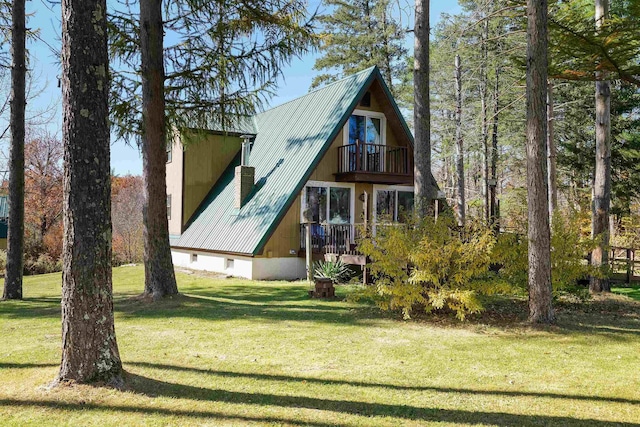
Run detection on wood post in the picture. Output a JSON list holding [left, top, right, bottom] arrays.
[[627, 248, 632, 285], [305, 222, 313, 283]]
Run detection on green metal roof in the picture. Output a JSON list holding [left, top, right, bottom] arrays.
[[173, 67, 408, 255], [183, 113, 256, 136]]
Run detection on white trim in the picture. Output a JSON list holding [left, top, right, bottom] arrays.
[[372, 184, 414, 224], [342, 109, 387, 146], [300, 180, 355, 225]]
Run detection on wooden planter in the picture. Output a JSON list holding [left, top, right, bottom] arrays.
[[309, 277, 335, 299]]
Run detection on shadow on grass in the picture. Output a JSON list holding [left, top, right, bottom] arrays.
[[1, 281, 638, 337], [125, 361, 640, 406], [2, 373, 638, 427], [0, 398, 344, 427], [0, 282, 381, 325], [3, 361, 639, 408]]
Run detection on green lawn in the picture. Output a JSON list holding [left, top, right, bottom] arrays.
[[613, 286, 640, 301], [1, 266, 640, 426]]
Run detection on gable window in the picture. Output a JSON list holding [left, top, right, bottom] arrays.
[[374, 186, 414, 223], [301, 181, 354, 225], [346, 110, 384, 146], [342, 109, 387, 173]]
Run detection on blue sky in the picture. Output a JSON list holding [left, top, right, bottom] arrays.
[[19, 0, 462, 176]]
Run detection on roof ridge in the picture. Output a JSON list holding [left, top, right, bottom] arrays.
[[257, 66, 377, 115]]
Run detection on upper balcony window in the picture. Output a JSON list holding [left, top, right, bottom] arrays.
[[346, 110, 385, 146]]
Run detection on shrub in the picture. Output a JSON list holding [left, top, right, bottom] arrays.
[[493, 210, 600, 300], [24, 254, 62, 276], [313, 260, 352, 284], [356, 214, 509, 320]]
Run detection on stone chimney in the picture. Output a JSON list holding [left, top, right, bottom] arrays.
[[234, 136, 255, 209], [234, 165, 254, 209]]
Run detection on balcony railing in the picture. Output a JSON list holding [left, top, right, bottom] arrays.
[[300, 223, 362, 255], [337, 142, 409, 175]]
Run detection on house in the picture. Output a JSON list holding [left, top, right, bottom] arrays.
[[167, 66, 443, 280]]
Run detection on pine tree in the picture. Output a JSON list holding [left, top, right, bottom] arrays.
[[138, 0, 178, 299], [311, 0, 409, 101], [414, 0, 437, 217], [56, 0, 122, 386], [590, 0, 612, 293], [3, 0, 25, 300], [526, 0, 554, 324]]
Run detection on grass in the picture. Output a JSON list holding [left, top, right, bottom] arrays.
[[1, 266, 639, 426], [613, 285, 640, 301]]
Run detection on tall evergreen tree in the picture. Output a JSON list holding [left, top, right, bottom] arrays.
[[3, 0, 25, 300], [454, 54, 465, 226], [311, 0, 409, 100], [590, 0, 612, 293], [414, 0, 437, 217], [138, 0, 178, 299], [56, 0, 122, 386], [526, 0, 554, 324]]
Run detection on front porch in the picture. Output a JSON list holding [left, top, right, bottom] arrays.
[[299, 223, 367, 266]]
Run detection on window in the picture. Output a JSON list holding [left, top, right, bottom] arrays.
[[360, 91, 371, 107], [344, 109, 385, 146], [301, 181, 354, 225], [191, 253, 198, 263], [374, 186, 414, 223], [226, 258, 234, 270], [167, 195, 172, 220], [167, 142, 172, 163], [348, 114, 382, 145]]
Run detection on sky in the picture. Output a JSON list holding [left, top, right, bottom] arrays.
[[19, 0, 462, 176]]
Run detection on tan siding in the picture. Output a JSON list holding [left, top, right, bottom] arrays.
[[167, 130, 184, 236], [258, 194, 302, 258], [183, 132, 242, 226], [355, 183, 374, 223]]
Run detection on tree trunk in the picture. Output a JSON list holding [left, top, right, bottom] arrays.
[[140, 0, 179, 299], [454, 54, 465, 226], [56, 0, 123, 386], [3, 0, 26, 300], [590, 0, 611, 293], [480, 19, 490, 225], [490, 65, 500, 230], [547, 80, 558, 221], [414, 0, 436, 217], [526, 0, 554, 324]]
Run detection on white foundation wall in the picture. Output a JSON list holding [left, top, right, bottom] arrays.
[[252, 257, 306, 281], [171, 249, 306, 281]]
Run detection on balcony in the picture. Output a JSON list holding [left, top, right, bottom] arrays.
[[336, 142, 412, 184]]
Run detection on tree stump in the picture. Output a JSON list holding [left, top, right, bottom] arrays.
[[310, 278, 335, 299]]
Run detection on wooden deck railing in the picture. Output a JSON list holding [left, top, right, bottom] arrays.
[[300, 223, 362, 255], [609, 247, 640, 284], [337, 142, 409, 175]]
